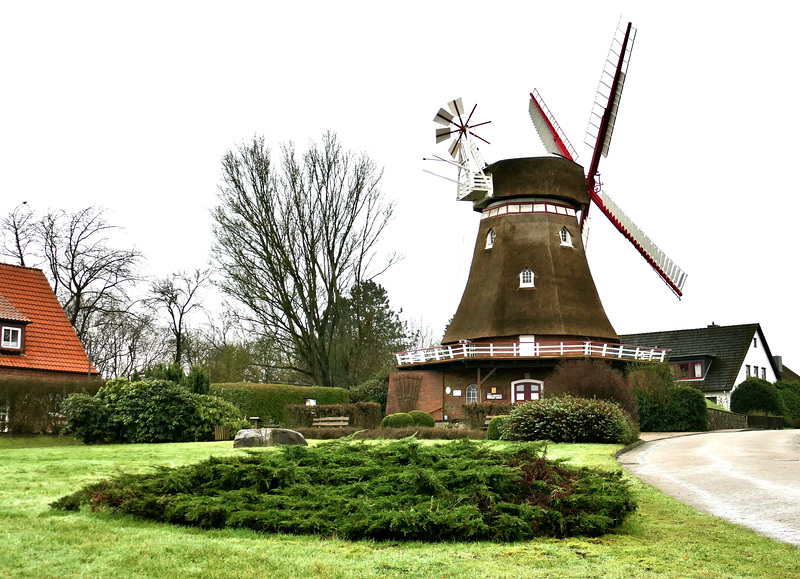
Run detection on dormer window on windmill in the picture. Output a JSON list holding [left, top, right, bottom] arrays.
[[486, 228, 496, 249], [559, 226, 572, 247], [519, 268, 535, 288]]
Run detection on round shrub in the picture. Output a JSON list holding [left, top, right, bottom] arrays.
[[408, 410, 435, 428], [486, 415, 508, 440], [503, 395, 639, 444], [381, 412, 415, 429], [731, 377, 784, 416]]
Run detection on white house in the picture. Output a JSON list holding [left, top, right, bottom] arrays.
[[621, 323, 783, 410]]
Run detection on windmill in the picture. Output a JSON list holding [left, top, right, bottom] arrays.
[[435, 20, 686, 347], [386, 21, 679, 418]]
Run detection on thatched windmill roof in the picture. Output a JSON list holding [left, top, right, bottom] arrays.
[[442, 156, 618, 345]]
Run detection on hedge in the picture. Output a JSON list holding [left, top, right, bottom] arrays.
[[461, 402, 512, 429], [210, 382, 349, 425], [0, 377, 102, 434], [284, 402, 381, 429]]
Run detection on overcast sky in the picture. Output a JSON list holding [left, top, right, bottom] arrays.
[[2, 2, 799, 369]]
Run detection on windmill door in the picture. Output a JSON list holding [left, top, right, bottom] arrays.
[[511, 379, 543, 403]]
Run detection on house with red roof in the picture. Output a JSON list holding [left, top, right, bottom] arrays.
[[0, 262, 98, 379]]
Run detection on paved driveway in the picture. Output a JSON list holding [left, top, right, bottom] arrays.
[[618, 430, 800, 547]]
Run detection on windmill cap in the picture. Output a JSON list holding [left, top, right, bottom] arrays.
[[484, 156, 589, 208]]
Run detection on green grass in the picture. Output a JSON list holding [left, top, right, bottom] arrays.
[[0, 436, 797, 578]]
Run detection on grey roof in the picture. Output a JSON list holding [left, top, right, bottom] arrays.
[[620, 323, 772, 393]]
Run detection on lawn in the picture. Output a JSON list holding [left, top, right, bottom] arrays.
[[1, 436, 797, 578]]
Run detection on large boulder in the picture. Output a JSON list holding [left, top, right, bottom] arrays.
[[233, 428, 308, 448]]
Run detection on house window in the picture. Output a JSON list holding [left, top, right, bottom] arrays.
[[511, 379, 543, 403], [1, 327, 21, 349], [519, 268, 534, 288], [466, 384, 478, 404], [671, 361, 705, 380], [559, 227, 572, 247], [746, 365, 751, 377], [761, 367, 767, 380], [753, 338, 758, 348], [485, 229, 496, 249]]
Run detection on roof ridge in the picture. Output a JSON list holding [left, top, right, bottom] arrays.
[[0, 261, 45, 274]]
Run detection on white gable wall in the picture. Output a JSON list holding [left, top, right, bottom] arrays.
[[733, 329, 779, 388]]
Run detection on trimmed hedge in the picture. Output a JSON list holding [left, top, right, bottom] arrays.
[[486, 415, 508, 440], [461, 402, 512, 429], [408, 410, 435, 428], [0, 377, 102, 434], [503, 396, 639, 444], [211, 382, 349, 425], [298, 427, 485, 440], [284, 402, 381, 429], [381, 412, 415, 428]]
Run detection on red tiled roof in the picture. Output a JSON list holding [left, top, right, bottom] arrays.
[[0, 292, 30, 323], [0, 262, 97, 375]]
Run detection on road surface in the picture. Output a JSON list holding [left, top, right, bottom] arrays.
[[618, 430, 800, 547]]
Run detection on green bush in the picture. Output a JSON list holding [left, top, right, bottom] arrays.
[[53, 439, 637, 541], [211, 382, 349, 425], [730, 377, 784, 416], [349, 369, 390, 414], [61, 378, 248, 444], [381, 412, 415, 428], [408, 410, 435, 428], [630, 363, 707, 432], [0, 377, 102, 434], [299, 427, 485, 440], [503, 396, 639, 444], [546, 359, 638, 422], [775, 380, 800, 422], [284, 402, 381, 429], [486, 415, 508, 440]]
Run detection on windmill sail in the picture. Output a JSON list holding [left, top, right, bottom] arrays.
[[528, 90, 577, 161], [585, 21, 637, 176], [595, 191, 687, 297]]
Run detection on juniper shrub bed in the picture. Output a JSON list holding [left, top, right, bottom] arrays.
[[51, 439, 636, 542]]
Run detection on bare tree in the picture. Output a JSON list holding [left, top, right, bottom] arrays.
[[148, 269, 210, 365], [40, 207, 142, 342], [1, 202, 35, 266], [212, 132, 397, 387], [87, 307, 169, 378]]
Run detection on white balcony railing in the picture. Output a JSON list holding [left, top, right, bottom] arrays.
[[395, 340, 668, 366]]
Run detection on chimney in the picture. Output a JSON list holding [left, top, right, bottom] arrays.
[[774, 355, 783, 373]]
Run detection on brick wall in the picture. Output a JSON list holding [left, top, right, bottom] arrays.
[[389, 364, 557, 420]]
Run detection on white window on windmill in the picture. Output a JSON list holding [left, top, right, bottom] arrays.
[[519, 268, 535, 288], [485, 228, 496, 249], [466, 383, 478, 403], [559, 226, 573, 247]]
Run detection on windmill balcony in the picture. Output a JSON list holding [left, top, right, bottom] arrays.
[[395, 340, 668, 367]]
